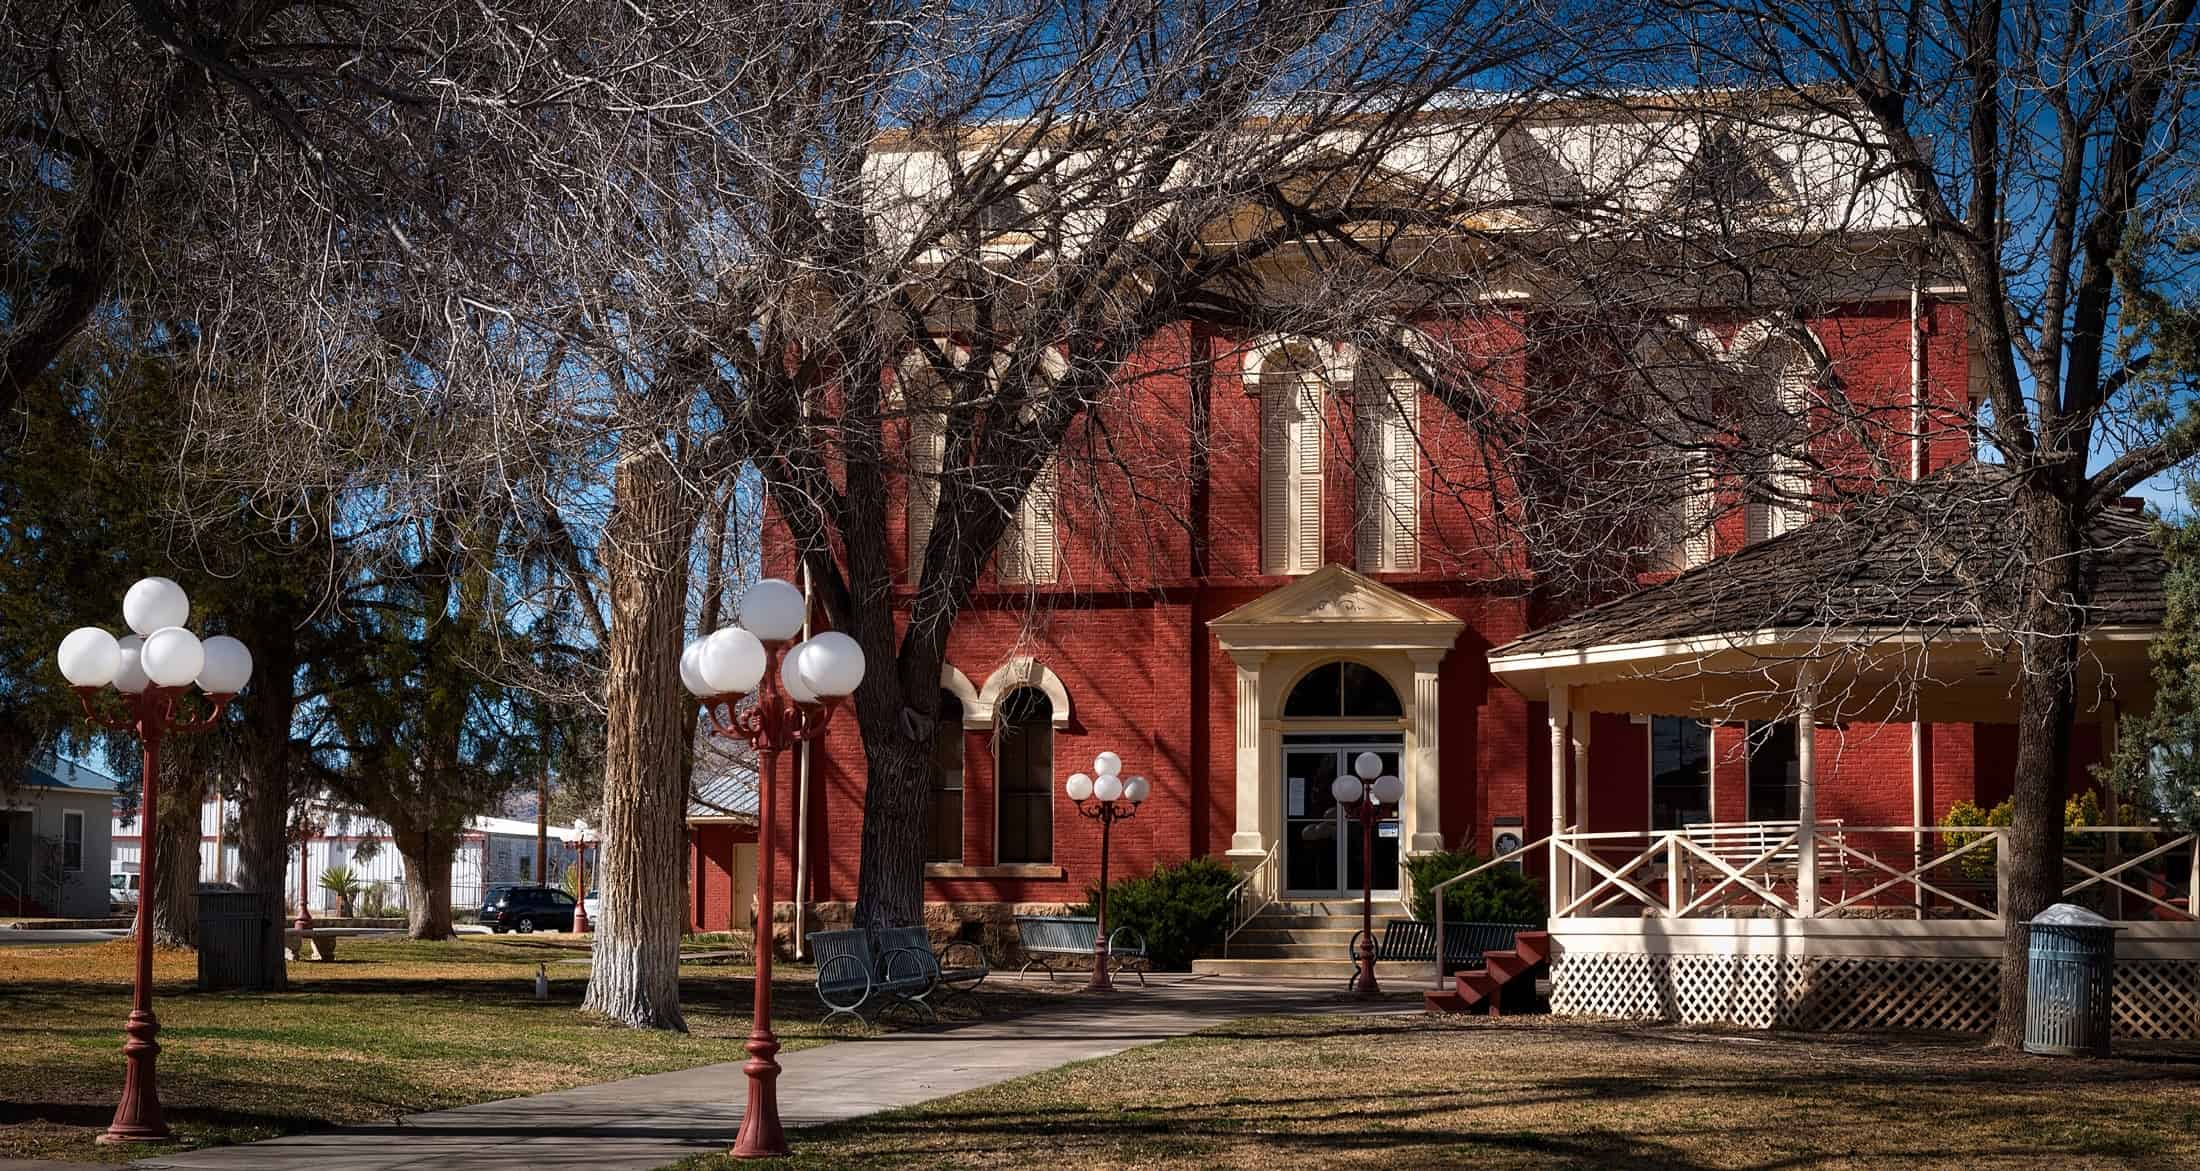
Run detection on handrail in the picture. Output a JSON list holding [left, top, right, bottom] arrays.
[[0, 865, 22, 910], [1221, 838, 1281, 956], [1431, 837, 1548, 989]]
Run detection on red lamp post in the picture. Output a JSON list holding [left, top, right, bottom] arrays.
[[56, 579, 253, 1147], [681, 579, 864, 1161], [293, 816, 319, 932], [571, 820, 593, 933], [1334, 752, 1403, 1000], [1063, 754, 1149, 993]]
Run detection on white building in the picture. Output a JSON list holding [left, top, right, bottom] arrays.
[[112, 796, 584, 915], [3, 757, 119, 918]]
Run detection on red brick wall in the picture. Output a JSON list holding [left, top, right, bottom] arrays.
[[731, 297, 1994, 917]]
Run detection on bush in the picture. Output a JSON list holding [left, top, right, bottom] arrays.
[[1404, 849, 1544, 926], [1083, 857, 1240, 970], [1941, 792, 2103, 880]]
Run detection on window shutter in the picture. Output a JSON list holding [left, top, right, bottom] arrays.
[[1386, 380, 1419, 571], [1261, 374, 1292, 574], [1680, 454, 1714, 567], [1290, 374, 1324, 573], [908, 411, 945, 581], [1354, 381, 1382, 571], [1027, 463, 1057, 582]]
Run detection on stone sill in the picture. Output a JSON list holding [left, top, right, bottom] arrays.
[[924, 863, 1067, 880]]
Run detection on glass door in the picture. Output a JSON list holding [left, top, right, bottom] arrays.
[[1282, 744, 1403, 896]]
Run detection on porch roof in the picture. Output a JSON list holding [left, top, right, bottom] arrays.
[[1488, 467, 2166, 722]]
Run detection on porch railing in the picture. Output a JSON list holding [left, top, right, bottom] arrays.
[[1221, 838, 1281, 955], [1547, 823, 2198, 925], [1430, 835, 1548, 989]]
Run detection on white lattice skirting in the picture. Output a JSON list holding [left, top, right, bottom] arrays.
[[1551, 952, 2200, 1039]]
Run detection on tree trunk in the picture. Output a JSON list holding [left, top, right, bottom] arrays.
[[1991, 487, 2084, 1047], [399, 830, 457, 940], [149, 761, 208, 948], [852, 715, 933, 929], [582, 438, 698, 1030], [233, 626, 299, 990]]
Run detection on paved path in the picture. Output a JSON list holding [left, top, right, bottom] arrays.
[[0, 928, 127, 948], [133, 974, 1415, 1171]]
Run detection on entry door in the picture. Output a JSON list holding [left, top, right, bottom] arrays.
[[1283, 746, 1402, 895]]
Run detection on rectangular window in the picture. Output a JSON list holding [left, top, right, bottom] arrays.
[[995, 691, 1053, 864], [1745, 720, 1799, 821], [1649, 718, 1711, 830], [928, 699, 966, 864], [62, 811, 85, 872]]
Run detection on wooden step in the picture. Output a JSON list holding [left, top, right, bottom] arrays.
[[1512, 930, 1551, 966], [1423, 989, 1468, 1013]]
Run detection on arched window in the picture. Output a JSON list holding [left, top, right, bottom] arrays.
[[1741, 341, 1812, 544], [995, 688, 1053, 863], [1282, 661, 1404, 719], [927, 691, 965, 863], [1257, 343, 1326, 575]]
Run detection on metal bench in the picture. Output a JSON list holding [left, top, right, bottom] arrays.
[[1347, 920, 1529, 987], [807, 928, 937, 1024], [876, 925, 991, 1004], [1012, 915, 1150, 986]]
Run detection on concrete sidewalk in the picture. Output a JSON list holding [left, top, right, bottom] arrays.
[[132, 974, 1414, 1171]]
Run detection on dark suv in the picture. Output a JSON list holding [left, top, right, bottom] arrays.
[[480, 885, 577, 933]]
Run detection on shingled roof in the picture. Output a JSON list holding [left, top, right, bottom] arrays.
[[1491, 465, 2167, 660]]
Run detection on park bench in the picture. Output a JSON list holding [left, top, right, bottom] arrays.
[[874, 925, 991, 1004], [1011, 915, 1149, 986], [284, 928, 341, 962], [1677, 820, 1847, 912], [807, 927, 940, 1024], [1347, 920, 1530, 985]]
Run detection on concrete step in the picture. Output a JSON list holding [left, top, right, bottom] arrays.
[[1258, 899, 1407, 918], [1190, 956, 1436, 982], [1242, 911, 1411, 931], [1227, 926, 1365, 948]]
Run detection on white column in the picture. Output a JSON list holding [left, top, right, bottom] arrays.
[[1796, 673, 1819, 918], [1549, 684, 1572, 916], [1571, 707, 1593, 896], [1407, 650, 1446, 855], [1227, 651, 1269, 862]]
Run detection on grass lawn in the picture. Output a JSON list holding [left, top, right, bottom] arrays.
[[0, 933, 1027, 1164], [677, 1013, 2200, 1170]]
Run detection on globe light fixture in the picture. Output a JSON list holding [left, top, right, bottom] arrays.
[[55, 577, 251, 1145], [571, 819, 596, 933], [1336, 757, 1402, 1000], [1065, 751, 1152, 993], [677, 576, 863, 1160]]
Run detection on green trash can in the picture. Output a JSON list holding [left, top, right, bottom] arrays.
[[2024, 902, 2117, 1057]]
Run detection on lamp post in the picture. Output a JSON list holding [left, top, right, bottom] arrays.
[[681, 578, 864, 1161], [1334, 752, 1403, 1000], [293, 815, 319, 932], [1063, 754, 1149, 993], [571, 818, 593, 933], [55, 577, 253, 1146]]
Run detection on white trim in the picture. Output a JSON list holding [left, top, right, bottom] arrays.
[[1488, 623, 2159, 678], [976, 657, 1071, 729]]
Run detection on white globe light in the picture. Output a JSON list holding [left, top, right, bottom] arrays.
[[1353, 752, 1382, 781], [796, 631, 866, 697], [679, 639, 713, 697], [700, 626, 767, 695], [1093, 773, 1124, 802], [1124, 775, 1151, 804], [113, 636, 148, 694], [123, 577, 189, 637], [1331, 775, 1364, 805], [196, 635, 253, 694], [779, 645, 819, 704], [1065, 772, 1093, 801], [1093, 751, 1121, 777], [1372, 774, 1405, 805], [57, 628, 121, 688], [141, 626, 204, 688], [738, 578, 807, 642]]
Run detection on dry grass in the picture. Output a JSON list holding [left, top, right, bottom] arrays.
[[678, 1013, 2200, 1170], [0, 934, 1031, 1164]]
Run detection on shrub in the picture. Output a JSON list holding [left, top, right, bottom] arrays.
[[318, 864, 366, 917], [1404, 849, 1544, 927], [1941, 792, 2104, 880], [1083, 857, 1240, 970]]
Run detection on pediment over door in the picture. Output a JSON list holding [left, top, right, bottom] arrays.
[[1209, 564, 1464, 653]]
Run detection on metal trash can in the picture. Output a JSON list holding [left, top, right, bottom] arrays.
[[197, 886, 279, 991], [2024, 902, 2117, 1057]]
